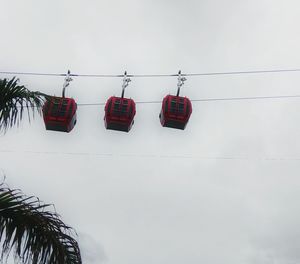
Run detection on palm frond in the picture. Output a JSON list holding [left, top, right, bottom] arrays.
[[0, 182, 82, 264], [0, 77, 47, 132]]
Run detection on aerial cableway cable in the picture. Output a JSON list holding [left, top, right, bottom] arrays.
[[77, 94, 300, 106], [1, 68, 300, 78]]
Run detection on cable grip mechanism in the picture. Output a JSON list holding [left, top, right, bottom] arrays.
[[121, 71, 131, 98], [62, 70, 73, 98], [176, 70, 187, 96]]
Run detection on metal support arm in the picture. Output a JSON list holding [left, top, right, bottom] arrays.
[[176, 70, 187, 96], [62, 70, 73, 98], [121, 71, 131, 98]]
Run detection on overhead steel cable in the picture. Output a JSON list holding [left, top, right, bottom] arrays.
[[76, 94, 300, 106], [190, 94, 300, 102], [181, 68, 300, 77], [0, 71, 66, 77], [1, 68, 300, 78], [13, 94, 300, 109]]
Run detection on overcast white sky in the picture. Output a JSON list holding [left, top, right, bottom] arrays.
[[1, 0, 300, 263]]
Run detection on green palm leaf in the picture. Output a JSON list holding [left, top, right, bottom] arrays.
[[0, 182, 82, 264], [0, 77, 47, 132]]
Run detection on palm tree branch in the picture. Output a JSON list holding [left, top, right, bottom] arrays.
[[0, 183, 81, 264], [0, 77, 48, 132]]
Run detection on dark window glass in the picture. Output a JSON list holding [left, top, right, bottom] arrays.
[[113, 101, 121, 114], [121, 104, 127, 114], [56, 99, 68, 117], [186, 103, 190, 116], [51, 103, 59, 116], [178, 103, 184, 113], [61, 103, 67, 113], [54, 98, 60, 104], [44, 102, 50, 114], [114, 102, 120, 110], [170, 100, 177, 113], [68, 103, 73, 118], [107, 100, 112, 113]]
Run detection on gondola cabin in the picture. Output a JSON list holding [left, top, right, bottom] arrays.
[[42, 97, 77, 132], [159, 95, 192, 130], [104, 96, 136, 132]]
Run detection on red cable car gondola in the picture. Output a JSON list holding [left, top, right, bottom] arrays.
[[159, 71, 192, 130], [104, 96, 136, 132], [43, 97, 77, 132], [160, 95, 192, 130], [42, 70, 77, 132], [104, 72, 136, 132]]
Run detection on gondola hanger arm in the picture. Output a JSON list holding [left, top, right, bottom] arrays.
[[121, 71, 131, 98], [177, 70, 187, 96], [62, 70, 73, 98]]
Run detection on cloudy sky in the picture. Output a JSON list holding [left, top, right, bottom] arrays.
[[1, 0, 300, 263]]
